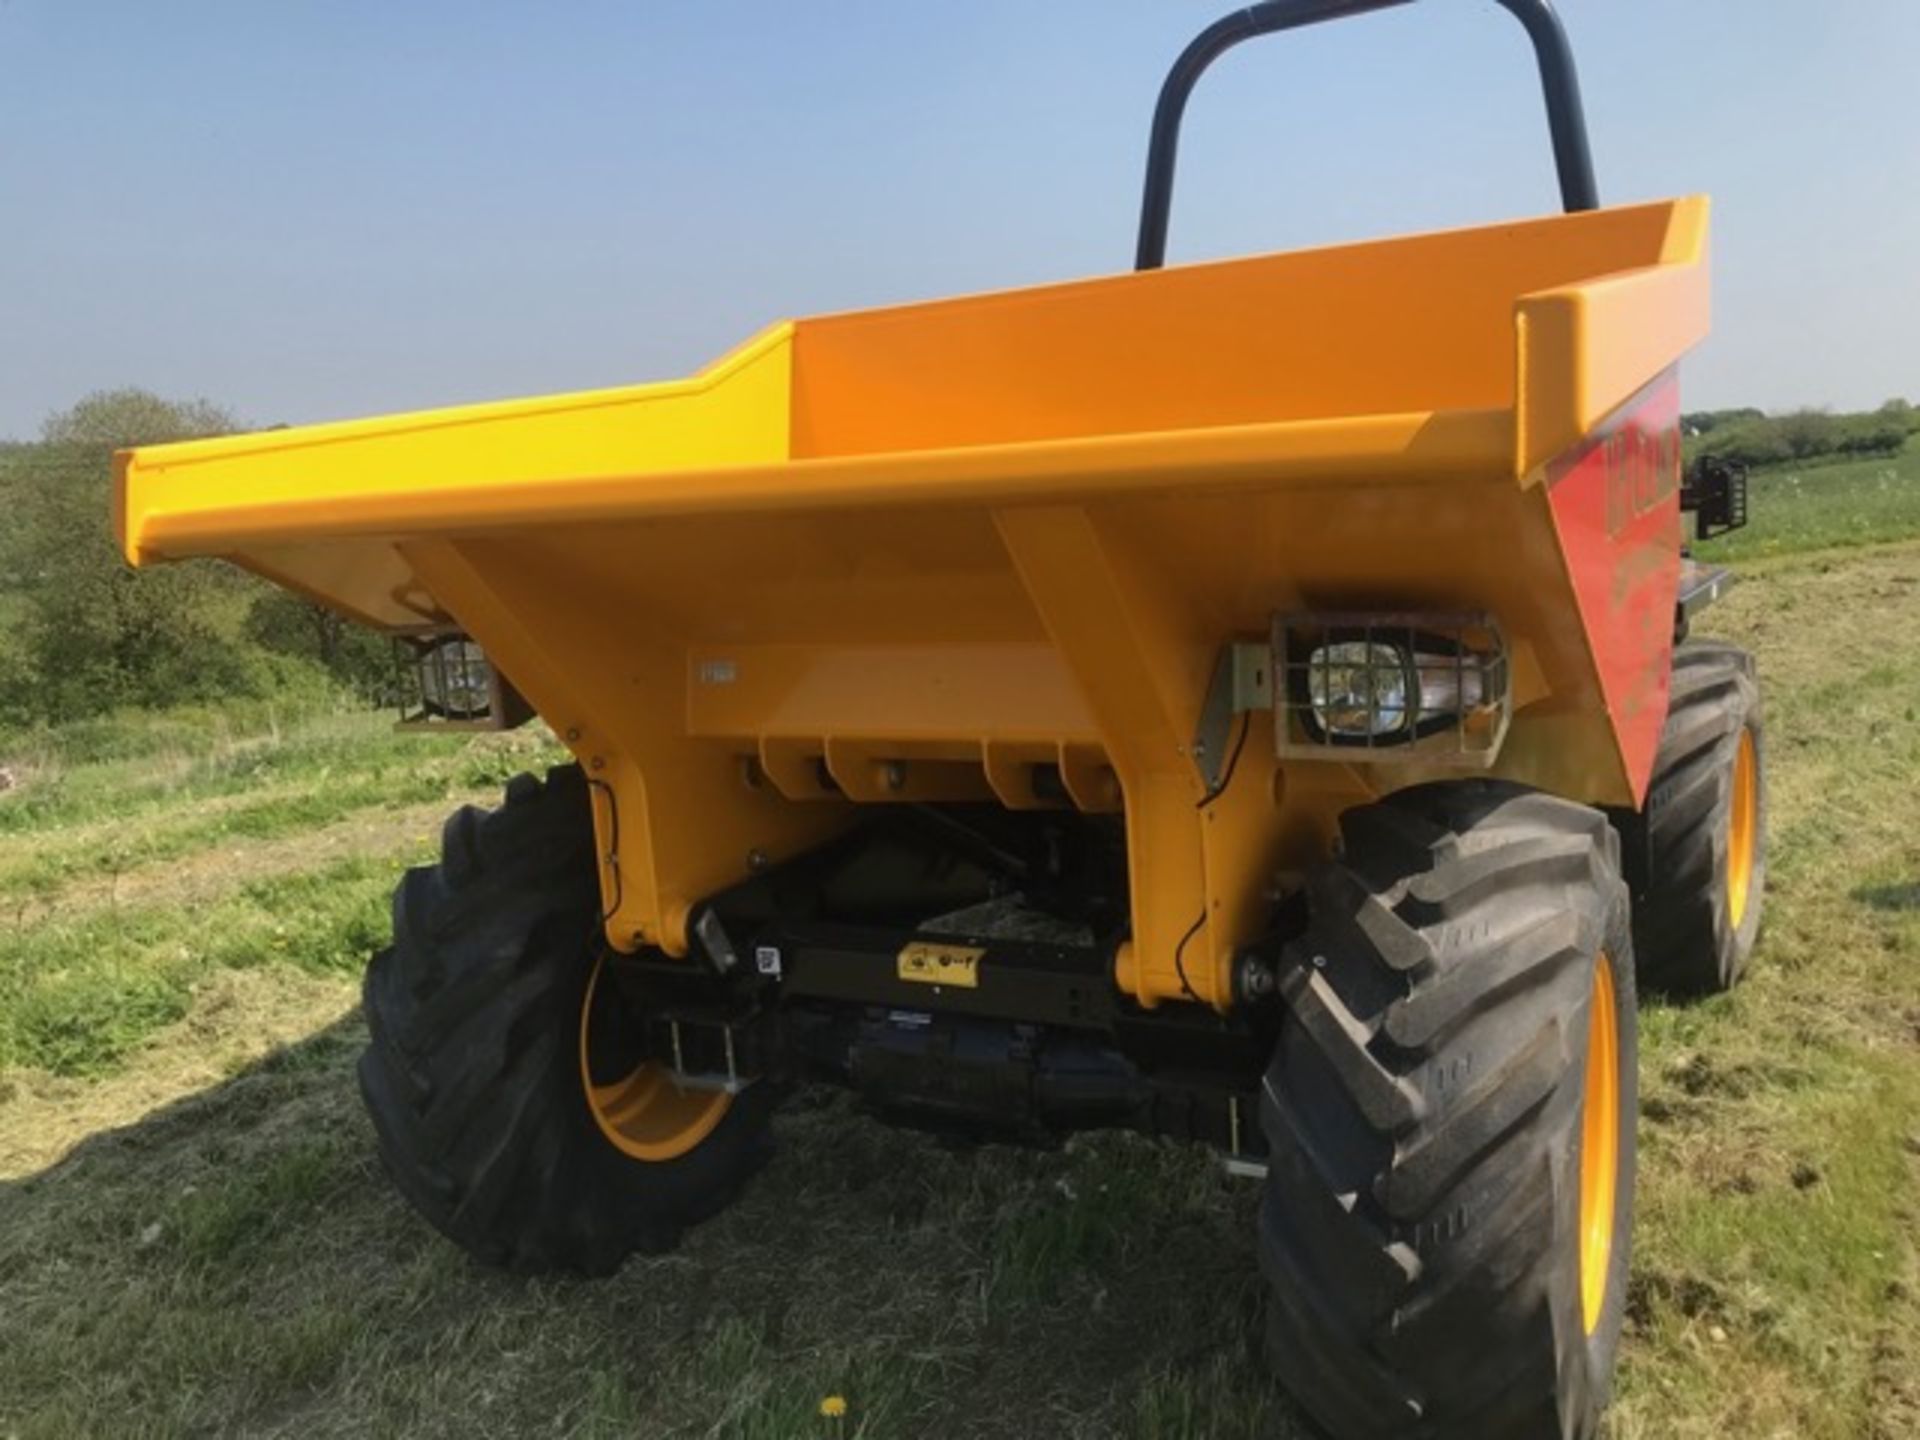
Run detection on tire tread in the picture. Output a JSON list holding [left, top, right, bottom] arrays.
[[1260, 780, 1636, 1439], [357, 764, 773, 1275]]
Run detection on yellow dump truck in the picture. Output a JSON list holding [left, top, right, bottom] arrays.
[[115, 3, 1767, 1435]]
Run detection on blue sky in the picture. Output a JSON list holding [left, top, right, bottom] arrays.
[[2, 1, 1914, 438]]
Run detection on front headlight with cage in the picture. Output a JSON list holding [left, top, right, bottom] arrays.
[[393, 633, 534, 732], [1277, 614, 1510, 762]]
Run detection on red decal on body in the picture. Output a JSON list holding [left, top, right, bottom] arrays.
[[1547, 372, 1683, 805]]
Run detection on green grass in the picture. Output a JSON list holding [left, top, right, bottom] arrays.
[[0, 539, 1917, 1436], [1696, 435, 1920, 562], [0, 708, 564, 1075], [0, 854, 405, 1075], [0, 751, 498, 903], [0, 704, 542, 840]]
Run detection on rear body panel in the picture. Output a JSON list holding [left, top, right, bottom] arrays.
[[116, 199, 1708, 1010]]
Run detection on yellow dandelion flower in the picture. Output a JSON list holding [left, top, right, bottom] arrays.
[[818, 1394, 848, 1419]]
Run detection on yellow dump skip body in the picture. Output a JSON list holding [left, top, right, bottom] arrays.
[[117, 198, 1709, 1011]]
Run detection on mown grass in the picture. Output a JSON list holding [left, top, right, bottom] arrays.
[[1612, 543, 1920, 1439], [0, 705, 539, 841], [0, 542, 1916, 1437], [0, 746, 521, 904], [0, 854, 404, 1075], [0, 714, 564, 1076]]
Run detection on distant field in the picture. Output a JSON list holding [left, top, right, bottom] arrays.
[[1696, 435, 1920, 562], [2, 545, 1918, 1437]]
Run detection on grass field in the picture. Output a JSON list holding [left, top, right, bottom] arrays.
[[1695, 434, 1920, 562], [3, 539, 1919, 1437]]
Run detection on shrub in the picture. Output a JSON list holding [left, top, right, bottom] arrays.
[[245, 592, 396, 703], [1682, 407, 1766, 437], [1, 391, 372, 724], [1690, 407, 1909, 470]]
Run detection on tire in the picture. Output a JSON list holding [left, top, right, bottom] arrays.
[[1259, 781, 1637, 1440], [1622, 641, 1766, 996], [358, 764, 775, 1274]]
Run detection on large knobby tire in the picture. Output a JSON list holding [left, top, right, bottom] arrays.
[[358, 765, 775, 1274], [1622, 641, 1766, 996], [1260, 782, 1637, 1440]]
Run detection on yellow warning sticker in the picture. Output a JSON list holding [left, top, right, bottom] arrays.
[[896, 941, 985, 989]]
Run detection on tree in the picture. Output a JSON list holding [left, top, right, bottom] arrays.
[[39, 388, 235, 448], [7, 391, 265, 720], [245, 590, 394, 702], [1681, 407, 1765, 438], [1, 389, 399, 724], [1773, 408, 1837, 460]]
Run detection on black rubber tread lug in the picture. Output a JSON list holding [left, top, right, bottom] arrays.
[[1386, 1157, 1557, 1339], [1280, 965, 1425, 1132], [1260, 1081, 1416, 1326], [361, 947, 434, 1105], [1385, 910, 1586, 1051], [1337, 804, 1451, 891], [1399, 834, 1601, 928], [357, 1049, 457, 1203], [444, 1038, 562, 1241], [1259, 1219, 1421, 1437], [1380, 1018, 1564, 1221], [1307, 866, 1436, 975], [439, 805, 487, 890]]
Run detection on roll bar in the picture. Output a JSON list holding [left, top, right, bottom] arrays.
[[1135, 0, 1600, 270]]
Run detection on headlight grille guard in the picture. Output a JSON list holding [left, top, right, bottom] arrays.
[[1272, 611, 1512, 766], [391, 631, 534, 733]]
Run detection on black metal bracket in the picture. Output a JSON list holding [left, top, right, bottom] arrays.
[[1680, 455, 1750, 543], [1135, 0, 1600, 270]]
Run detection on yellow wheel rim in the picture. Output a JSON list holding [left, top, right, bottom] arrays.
[[579, 955, 731, 1162], [1579, 956, 1620, 1337], [1727, 728, 1758, 930]]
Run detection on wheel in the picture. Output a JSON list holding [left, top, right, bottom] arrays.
[[1259, 781, 1636, 1440], [358, 764, 775, 1274], [1622, 640, 1766, 995]]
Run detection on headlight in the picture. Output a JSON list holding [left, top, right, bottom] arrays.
[[417, 637, 494, 720], [1306, 641, 1411, 738], [394, 633, 534, 733], [1276, 614, 1509, 761], [1302, 638, 1494, 741]]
